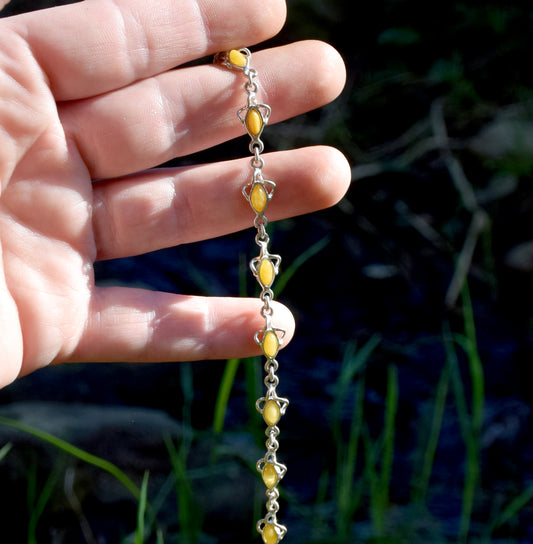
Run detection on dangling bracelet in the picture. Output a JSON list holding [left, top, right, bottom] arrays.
[[216, 48, 289, 544]]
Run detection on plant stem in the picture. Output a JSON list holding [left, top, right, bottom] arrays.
[[135, 471, 150, 544], [213, 358, 240, 435], [412, 359, 451, 504]]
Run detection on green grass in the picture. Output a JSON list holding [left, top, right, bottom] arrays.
[[410, 358, 451, 505], [332, 336, 381, 539], [135, 471, 150, 544], [165, 435, 203, 544], [362, 365, 398, 541], [442, 284, 485, 543], [213, 357, 241, 435], [445, 325, 480, 543], [308, 280, 509, 543], [0, 441, 12, 461], [489, 482, 533, 535], [26, 457, 61, 544], [3, 281, 533, 542], [274, 235, 331, 298], [0, 415, 141, 500]]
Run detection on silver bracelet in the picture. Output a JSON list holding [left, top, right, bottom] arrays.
[[216, 47, 289, 544]]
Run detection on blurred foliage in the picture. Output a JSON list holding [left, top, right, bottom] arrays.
[[276, 0, 533, 307], [282, 0, 533, 148], [2, 0, 533, 542]]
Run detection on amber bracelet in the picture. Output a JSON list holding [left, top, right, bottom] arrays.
[[216, 48, 289, 544]]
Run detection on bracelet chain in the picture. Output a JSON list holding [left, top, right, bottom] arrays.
[[216, 47, 289, 544]]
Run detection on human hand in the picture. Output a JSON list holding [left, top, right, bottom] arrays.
[[0, 0, 350, 387]]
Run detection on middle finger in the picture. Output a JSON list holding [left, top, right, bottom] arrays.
[[92, 146, 350, 261]]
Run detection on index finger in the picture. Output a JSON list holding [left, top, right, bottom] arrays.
[[4, 0, 287, 101]]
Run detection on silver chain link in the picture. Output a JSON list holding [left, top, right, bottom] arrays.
[[218, 47, 288, 544]]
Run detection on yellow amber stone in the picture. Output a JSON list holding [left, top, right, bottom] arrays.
[[262, 330, 279, 359], [259, 258, 275, 287], [262, 524, 279, 544], [228, 49, 247, 67], [251, 184, 268, 214], [262, 463, 278, 488], [246, 107, 263, 137], [263, 399, 281, 426]]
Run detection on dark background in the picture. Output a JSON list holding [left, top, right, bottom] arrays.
[[1, 0, 533, 543]]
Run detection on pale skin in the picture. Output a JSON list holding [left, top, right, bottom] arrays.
[[0, 0, 351, 387]]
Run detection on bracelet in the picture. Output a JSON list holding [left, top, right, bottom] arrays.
[[216, 48, 289, 544]]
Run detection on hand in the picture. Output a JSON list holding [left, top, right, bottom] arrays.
[[0, 0, 350, 387]]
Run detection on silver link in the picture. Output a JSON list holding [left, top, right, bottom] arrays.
[[254, 217, 269, 240], [250, 139, 265, 155], [224, 47, 288, 543], [265, 359, 279, 374]]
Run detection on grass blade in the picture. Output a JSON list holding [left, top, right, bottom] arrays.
[[213, 358, 241, 434], [331, 336, 380, 539], [490, 482, 533, 532], [461, 283, 484, 436], [412, 359, 451, 504], [135, 471, 150, 544], [0, 441, 12, 462], [332, 335, 381, 443], [362, 423, 381, 536], [444, 323, 479, 543], [165, 435, 202, 543], [336, 374, 365, 539], [381, 365, 398, 510], [0, 415, 140, 500], [363, 365, 398, 540], [27, 459, 61, 544], [275, 235, 330, 297]]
